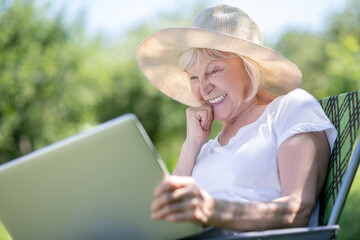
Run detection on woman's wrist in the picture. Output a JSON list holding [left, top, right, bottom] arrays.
[[200, 190, 217, 226], [206, 199, 246, 229], [206, 198, 226, 227], [184, 137, 207, 150], [173, 139, 204, 176]]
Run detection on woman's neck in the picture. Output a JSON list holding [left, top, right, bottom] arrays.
[[218, 91, 275, 146]]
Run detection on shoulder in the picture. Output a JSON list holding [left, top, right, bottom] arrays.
[[272, 88, 325, 121], [268, 88, 320, 117], [278, 88, 318, 106], [270, 89, 337, 150]]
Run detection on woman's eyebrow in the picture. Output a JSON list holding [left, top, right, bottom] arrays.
[[186, 60, 216, 76], [204, 61, 218, 71], [205, 61, 223, 72]]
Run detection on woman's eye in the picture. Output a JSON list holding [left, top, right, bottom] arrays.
[[190, 76, 198, 81], [208, 68, 221, 75]]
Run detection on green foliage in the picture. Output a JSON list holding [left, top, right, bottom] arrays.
[[324, 0, 360, 96], [0, 0, 91, 163], [0, 0, 190, 167], [275, 0, 360, 99], [274, 31, 329, 98], [338, 168, 360, 240]]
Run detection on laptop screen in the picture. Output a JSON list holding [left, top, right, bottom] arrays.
[[0, 114, 201, 240]]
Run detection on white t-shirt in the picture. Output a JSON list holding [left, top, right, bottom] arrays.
[[192, 88, 337, 203]]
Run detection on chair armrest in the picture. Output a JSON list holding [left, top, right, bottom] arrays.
[[183, 225, 339, 240]]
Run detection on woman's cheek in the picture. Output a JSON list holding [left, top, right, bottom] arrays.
[[191, 82, 203, 102]]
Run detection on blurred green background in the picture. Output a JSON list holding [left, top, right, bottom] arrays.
[[0, 0, 359, 239]]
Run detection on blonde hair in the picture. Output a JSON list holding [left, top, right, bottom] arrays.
[[178, 48, 264, 101]]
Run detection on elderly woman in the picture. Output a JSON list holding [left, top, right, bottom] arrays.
[[137, 4, 337, 236]]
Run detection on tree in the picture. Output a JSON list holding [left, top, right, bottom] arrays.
[[275, 0, 360, 99], [324, 0, 360, 96], [0, 0, 196, 170], [0, 0, 93, 163]]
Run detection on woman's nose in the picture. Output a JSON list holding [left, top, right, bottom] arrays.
[[199, 77, 213, 96]]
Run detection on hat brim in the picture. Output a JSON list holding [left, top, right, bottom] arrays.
[[137, 27, 302, 107]]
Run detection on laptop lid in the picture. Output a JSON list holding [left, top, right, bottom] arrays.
[[0, 114, 201, 240]]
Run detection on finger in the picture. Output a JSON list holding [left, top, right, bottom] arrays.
[[152, 183, 199, 212], [152, 198, 190, 220], [205, 105, 214, 131], [204, 116, 212, 131], [152, 194, 202, 221], [196, 109, 213, 131], [200, 104, 213, 131], [154, 176, 196, 197], [163, 208, 208, 225], [186, 105, 213, 132], [171, 184, 199, 199], [152, 179, 198, 213], [152, 177, 194, 212], [194, 110, 208, 130], [151, 191, 176, 213], [153, 176, 177, 198]]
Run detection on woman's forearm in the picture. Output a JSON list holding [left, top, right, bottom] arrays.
[[208, 196, 313, 231], [172, 139, 203, 176]]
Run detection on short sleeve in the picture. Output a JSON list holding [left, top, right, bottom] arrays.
[[274, 89, 337, 151]]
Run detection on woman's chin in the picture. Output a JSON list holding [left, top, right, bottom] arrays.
[[213, 111, 229, 122]]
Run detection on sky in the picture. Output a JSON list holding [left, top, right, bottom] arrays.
[[44, 0, 349, 43]]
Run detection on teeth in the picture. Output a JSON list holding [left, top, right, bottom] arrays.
[[208, 94, 227, 104]]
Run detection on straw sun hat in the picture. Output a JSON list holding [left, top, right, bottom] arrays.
[[137, 4, 302, 107]]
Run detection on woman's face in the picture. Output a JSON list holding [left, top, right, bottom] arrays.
[[186, 56, 253, 121]]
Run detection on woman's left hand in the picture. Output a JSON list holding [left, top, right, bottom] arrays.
[[151, 175, 215, 225]]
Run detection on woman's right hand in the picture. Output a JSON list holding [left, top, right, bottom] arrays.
[[185, 104, 214, 146], [151, 175, 215, 225], [172, 104, 214, 176]]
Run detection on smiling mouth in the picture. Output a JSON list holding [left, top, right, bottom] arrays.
[[208, 94, 227, 104]]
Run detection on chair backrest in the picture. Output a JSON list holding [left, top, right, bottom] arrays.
[[318, 90, 360, 225]]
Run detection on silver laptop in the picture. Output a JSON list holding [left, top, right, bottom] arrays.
[[0, 114, 201, 240]]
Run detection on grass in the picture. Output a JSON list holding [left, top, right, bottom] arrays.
[[1, 168, 359, 240], [337, 167, 360, 240]]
